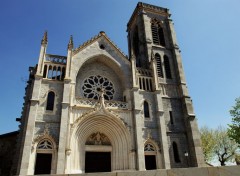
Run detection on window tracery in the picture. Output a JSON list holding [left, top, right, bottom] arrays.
[[82, 75, 115, 100], [144, 143, 155, 151], [37, 140, 53, 149]]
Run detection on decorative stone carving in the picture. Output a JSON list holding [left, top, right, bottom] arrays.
[[86, 132, 111, 145], [32, 124, 56, 152], [66, 148, 71, 155], [71, 90, 129, 131]]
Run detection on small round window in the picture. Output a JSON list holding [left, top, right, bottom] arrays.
[[82, 75, 115, 100]]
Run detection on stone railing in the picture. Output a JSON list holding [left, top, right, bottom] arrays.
[[45, 54, 67, 64], [136, 67, 152, 77], [75, 98, 128, 109]]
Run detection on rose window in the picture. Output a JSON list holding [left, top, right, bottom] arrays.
[[82, 75, 115, 100]]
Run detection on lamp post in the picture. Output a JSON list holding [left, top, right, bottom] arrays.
[[184, 151, 189, 167]]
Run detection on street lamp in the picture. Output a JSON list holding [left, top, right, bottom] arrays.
[[184, 151, 189, 167]]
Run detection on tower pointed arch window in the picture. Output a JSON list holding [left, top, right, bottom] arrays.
[[133, 25, 141, 67], [173, 142, 181, 163], [155, 53, 163, 78], [164, 55, 172, 79], [144, 101, 150, 118], [34, 139, 54, 175], [151, 20, 166, 47], [46, 91, 55, 111], [144, 143, 157, 170]]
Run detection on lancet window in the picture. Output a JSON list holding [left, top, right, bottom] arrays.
[[173, 142, 181, 163], [144, 101, 150, 118], [46, 91, 55, 111], [155, 53, 163, 78], [151, 19, 166, 47], [164, 55, 172, 79]]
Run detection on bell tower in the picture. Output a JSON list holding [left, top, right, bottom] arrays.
[[128, 2, 205, 169]]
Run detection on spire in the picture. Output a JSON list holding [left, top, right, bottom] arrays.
[[68, 35, 74, 50], [41, 31, 48, 45]]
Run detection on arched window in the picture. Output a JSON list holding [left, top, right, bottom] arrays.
[[144, 143, 157, 170], [47, 66, 53, 79], [46, 91, 55, 111], [173, 142, 181, 163], [35, 139, 54, 175], [155, 53, 163, 78], [61, 67, 65, 81], [52, 66, 57, 80], [151, 22, 166, 47], [164, 55, 172, 79], [43, 65, 48, 78], [133, 26, 141, 67], [57, 67, 61, 80], [144, 101, 150, 118]]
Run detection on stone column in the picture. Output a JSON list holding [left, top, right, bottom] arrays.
[[56, 80, 71, 174], [150, 54, 160, 91], [131, 55, 138, 88], [155, 93, 171, 169], [19, 77, 42, 175], [132, 91, 145, 171]]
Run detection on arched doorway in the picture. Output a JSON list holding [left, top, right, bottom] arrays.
[[69, 113, 132, 173], [34, 139, 54, 175], [144, 143, 157, 170]]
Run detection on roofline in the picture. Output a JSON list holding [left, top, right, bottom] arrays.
[[73, 31, 129, 62], [0, 131, 19, 138], [127, 2, 170, 31]]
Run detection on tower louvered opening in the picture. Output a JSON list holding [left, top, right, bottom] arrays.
[[155, 54, 163, 78], [151, 21, 166, 47], [164, 55, 172, 79]]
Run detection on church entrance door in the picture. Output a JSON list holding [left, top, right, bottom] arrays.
[[145, 155, 157, 170], [85, 152, 111, 173], [34, 153, 52, 174]]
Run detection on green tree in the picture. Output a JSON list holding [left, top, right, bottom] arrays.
[[214, 126, 238, 166], [200, 126, 238, 166], [200, 126, 215, 162], [228, 97, 240, 145]]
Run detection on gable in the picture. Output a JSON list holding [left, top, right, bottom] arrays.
[[71, 32, 132, 97]]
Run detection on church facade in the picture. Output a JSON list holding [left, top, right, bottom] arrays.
[[14, 2, 205, 175]]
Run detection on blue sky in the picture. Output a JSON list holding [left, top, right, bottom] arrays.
[[0, 0, 240, 134]]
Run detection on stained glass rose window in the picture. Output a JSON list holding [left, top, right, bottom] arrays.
[[82, 75, 114, 100]]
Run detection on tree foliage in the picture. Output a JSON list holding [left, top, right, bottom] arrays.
[[228, 97, 240, 145], [200, 126, 238, 166], [200, 126, 215, 162], [214, 126, 238, 166]]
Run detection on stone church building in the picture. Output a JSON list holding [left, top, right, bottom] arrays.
[[12, 2, 205, 175]]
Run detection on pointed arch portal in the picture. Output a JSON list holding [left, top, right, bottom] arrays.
[[68, 113, 132, 174]]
